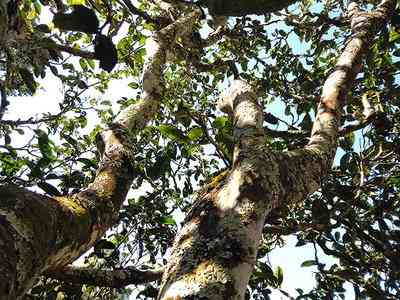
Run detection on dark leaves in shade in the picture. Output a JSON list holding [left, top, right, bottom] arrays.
[[264, 112, 279, 125], [53, 5, 99, 34], [94, 34, 118, 72], [37, 181, 62, 196], [18, 68, 37, 94], [94, 239, 116, 258], [35, 24, 51, 33]]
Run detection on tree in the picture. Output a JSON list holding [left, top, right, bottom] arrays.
[[0, 0, 399, 299]]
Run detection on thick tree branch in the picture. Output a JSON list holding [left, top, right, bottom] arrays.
[[0, 10, 201, 300], [157, 2, 395, 298], [158, 81, 281, 299], [275, 0, 396, 206], [306, 0, 395, 155], [45, 265, 163, 288], [115, 10, 201, 130]]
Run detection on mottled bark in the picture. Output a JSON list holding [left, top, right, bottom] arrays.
[[158, 1, 395, 299], [158, 80, 280, 300], [0, 11, 201, 299], [0, 1, 7, 45], [281, 0, 396, 206], [45, 265, 162, 288]]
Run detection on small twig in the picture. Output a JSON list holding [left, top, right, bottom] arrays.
[[187, 109, 231, 166], [0, 112, 65, 126]]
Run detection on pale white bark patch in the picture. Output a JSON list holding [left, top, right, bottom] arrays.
[[216, 169, 242, 211], [161, 280, 202, 299], [218, 80, 255, 116]]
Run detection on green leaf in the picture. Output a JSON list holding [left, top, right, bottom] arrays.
[[79, 58, 88, 71], [160, 216, 176, 225], [389, 30, 400, 43], [78, 158, 97, 169], [274, 266, 283, 287], [87, 59, 95, 69], [213, 116, 228, 129], [129, 82, 140, 89], [301, 260, 317, 267], [36, 130, 55, 160], [67, 0, 85, 5], [158, 125, 187, 142], [339, 132, 355, 151], [146, 154, 170, 179], [33, 0, 42, 14], [187, 127, 203, 140]]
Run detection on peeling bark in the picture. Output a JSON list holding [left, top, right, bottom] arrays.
[[158, 1, 395, 299], [0, 10, 201, 299]]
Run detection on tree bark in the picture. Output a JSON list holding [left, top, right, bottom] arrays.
[[157, 1, 395, 299], [0, 10, 201, 299], [45, 265, 162, 288], [0, 1, 7, 45]]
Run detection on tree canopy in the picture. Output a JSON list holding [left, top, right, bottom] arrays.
[[0, 0, 399, 299]]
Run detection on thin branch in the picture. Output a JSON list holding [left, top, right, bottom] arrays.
[[264, 127, 308, 139], [187, 110, 231, 166], [339, 113, 376, 136], [54, 44, 96, 59], [264, 223, 327, 235], [263, 114, 376, 139]]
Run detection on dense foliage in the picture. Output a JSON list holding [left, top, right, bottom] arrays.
[[1, 0, 399, 299]]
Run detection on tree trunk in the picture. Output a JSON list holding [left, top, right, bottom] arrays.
[[157, 1, 395, 299]]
